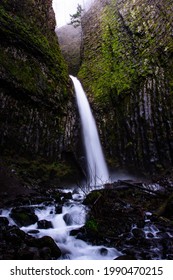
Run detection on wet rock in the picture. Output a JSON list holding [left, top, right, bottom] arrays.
[[31, 197, 53, 205], [55, 205, 63, 214], [29, 236, 61, 259], [115, 254, 137, 260], [18, 245, 40, 260], [70, 228, 84, 236], [147, 232, 154, 238], [132, 228, 145, 238], [10, 207, 38, 227], [39, 247, 52, 259], [37, 220, 52, 229], [136, 220, 145, 228], [62, 192, 72, 200], [99, 247, 108, 256], [0, 217, 9, 226], [164, 199, 173, 218], [5, 226, 26, 244], [54, 193, 62, 204], [28, 230, 40, 234], [63, 213, 73, 225], [156, 232, 170, 239]]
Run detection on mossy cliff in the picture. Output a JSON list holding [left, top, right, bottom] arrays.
[[79, 0, 173, 174], [0, 0, 79, 183]]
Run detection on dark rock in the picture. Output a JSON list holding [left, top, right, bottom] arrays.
[[37, 220, 52, 229], [5, 226, 26, 244], [0, 217, 9, 226], [70, 228, 84, 236], [63, 213, 73, 225], [156, 232, 170, 239], [115, 255, 137, 260], [147, 232, 154, 238], [55, 205, 63, 214], [0, 166, 32, 206], [99, 247, 108, 256], [164, 199, 173, 218], [18, 245, 40, 260], [136, 220, 145, 228], [54, 193, 62, 203], [10, 207, 38, 227], [28, 230, 40, 234], [76, 232, 86, 240], [29, 236, 61, 259], [62, 192, 72, 200], [132, 228, 145, 238], [39, 247, 51, 259]]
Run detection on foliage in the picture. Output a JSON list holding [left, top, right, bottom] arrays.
[[85, 218, 98, 232], [69, 4, 84, 28]]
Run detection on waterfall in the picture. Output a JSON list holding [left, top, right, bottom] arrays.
[[70, 75, 109, 186]]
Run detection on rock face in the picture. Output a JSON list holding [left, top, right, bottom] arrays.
[[0, 0, 80, 183], [56, 25, 82, 75], [79, 0, 173, 174]]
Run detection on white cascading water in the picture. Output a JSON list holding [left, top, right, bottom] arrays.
[[70, 75, 109, 186], [0, 197, 121, 260]]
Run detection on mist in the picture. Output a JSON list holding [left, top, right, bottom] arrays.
[[52, 0, 95, 27]]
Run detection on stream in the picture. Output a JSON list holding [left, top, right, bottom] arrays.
[[1, 172, 173, 260], [0, 184, 122, 260]]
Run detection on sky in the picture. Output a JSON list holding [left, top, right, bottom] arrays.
[[52, 0, 94, 28]]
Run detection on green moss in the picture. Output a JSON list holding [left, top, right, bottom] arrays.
[[85, 218, 98, 232], [79, 0, 173, 107], [79, 2, 137, 104], [83, 190, 102, 205], [0, 5, 68, 98], [3, 156, 76, 184]]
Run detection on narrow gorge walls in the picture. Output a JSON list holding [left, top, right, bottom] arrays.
[[56, 25, 82, 75], [0, 0, 79, 182], [1, 0, 172, 184], [79, 0, 173, 174]]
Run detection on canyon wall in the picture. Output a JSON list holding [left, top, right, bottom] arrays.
[[79, 0, 173, 174], [0, 0, 79, 182]]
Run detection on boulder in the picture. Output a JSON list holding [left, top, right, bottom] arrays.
[[10, 207, 38, 227], [37, 219, 52, 229], [0, 217, 9, 226]]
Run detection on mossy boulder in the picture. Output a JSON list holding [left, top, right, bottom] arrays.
[[10, 207, 38, 227]]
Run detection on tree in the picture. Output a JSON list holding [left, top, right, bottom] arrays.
[[69, 4, 84, 28]]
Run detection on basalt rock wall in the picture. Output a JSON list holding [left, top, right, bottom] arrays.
[[0, 0, 79, 182], [79, 0, 173, 174]]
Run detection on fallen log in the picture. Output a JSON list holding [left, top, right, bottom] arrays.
[[115, 179, 166, 197]]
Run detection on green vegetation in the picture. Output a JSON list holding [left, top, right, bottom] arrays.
[[0, 5, 68, 98], [3, 156, 76, 184], [85, 218, 98, 232], [69, 4, 84, 28], [0, 2, 76, 184], [78, 0, 173, 172], [79, 0, 173, 105]]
